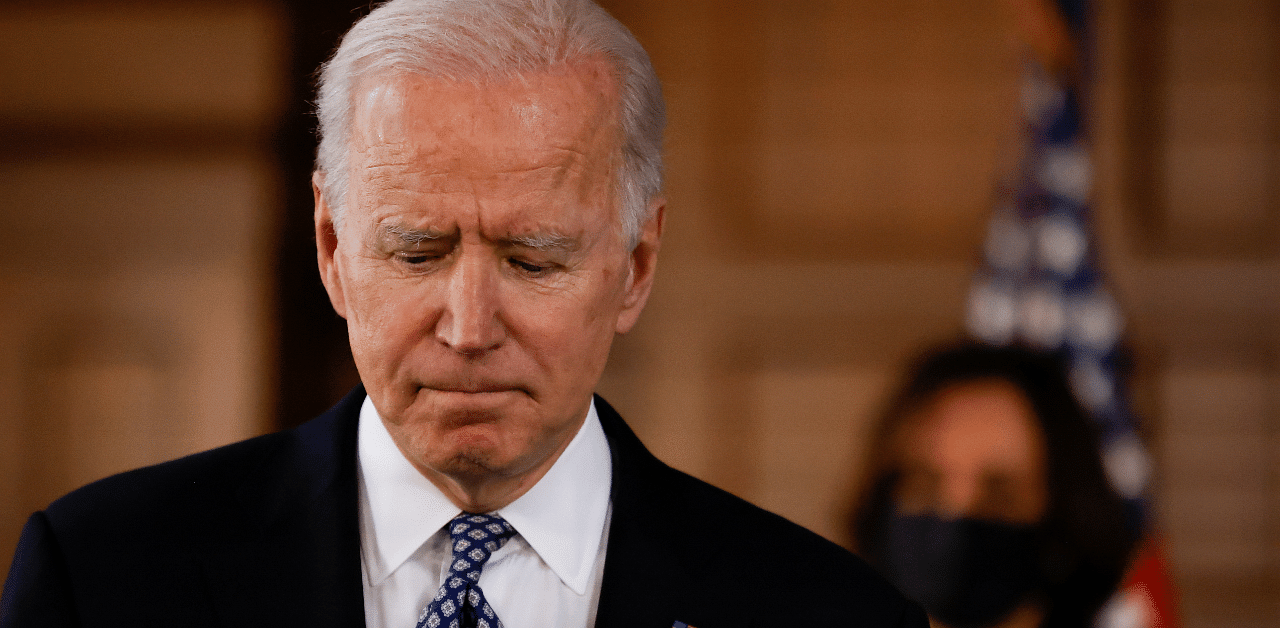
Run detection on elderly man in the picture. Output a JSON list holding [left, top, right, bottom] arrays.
[[2, 1, 927, 626]]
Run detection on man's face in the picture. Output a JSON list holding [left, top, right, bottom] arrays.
[[315, 60, 661, 499]]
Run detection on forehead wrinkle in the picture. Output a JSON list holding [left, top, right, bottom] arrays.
[[462, 133, 599, 173]]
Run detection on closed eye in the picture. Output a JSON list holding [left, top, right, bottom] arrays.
[[508, 257, 554, 276], [397, 251, 446, 266]]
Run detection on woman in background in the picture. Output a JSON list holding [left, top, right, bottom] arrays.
[[849, 342, 1138, 628]]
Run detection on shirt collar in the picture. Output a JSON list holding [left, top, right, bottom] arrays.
[[357, 396, 612, 596]]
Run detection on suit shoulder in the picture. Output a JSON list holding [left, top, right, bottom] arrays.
[[6, 391, 367, 624], [42, 389, 361, 534], [43, 429, 290, 537], [656, 465, 923, 624], [659, 466, 870, 568]]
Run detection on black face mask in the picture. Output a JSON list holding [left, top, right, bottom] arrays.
[[875, 513, 1042, 628]]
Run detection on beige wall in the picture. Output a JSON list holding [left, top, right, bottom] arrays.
[[0, 1, 286, 579], [595, 2, 1280, 627], [0, 2, 1276, 627]]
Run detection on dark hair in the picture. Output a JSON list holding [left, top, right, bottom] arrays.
[[849, 340, 1138, 628]]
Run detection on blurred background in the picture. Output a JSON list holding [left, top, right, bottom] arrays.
[[0, 0, 1275, 626]]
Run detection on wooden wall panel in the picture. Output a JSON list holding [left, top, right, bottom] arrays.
[[0, 3, 285, 579], [600, 2, 1280, 628], [0, 6, 284, 124], [1123, 0, 1280, 256], [0, 2, 1275, 627], [698, 0, 1017, 260]]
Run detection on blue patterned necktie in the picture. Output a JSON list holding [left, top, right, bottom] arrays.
[[416, 513, 517, 628]]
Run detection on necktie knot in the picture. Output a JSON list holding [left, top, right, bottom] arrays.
[[417, 513, 516, 628], [447, 513, 516, 582]]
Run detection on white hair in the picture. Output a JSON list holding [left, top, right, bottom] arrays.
[[314, 0, 665, 248]]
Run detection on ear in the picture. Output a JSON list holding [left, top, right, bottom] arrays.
[[615, 198, 665, 334], [313, 172, 348, 319]]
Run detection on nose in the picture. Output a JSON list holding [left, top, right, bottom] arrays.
[[938, 473, 980, 519], [435, 252, 505, 355]]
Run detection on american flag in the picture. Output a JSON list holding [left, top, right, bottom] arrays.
[[963, 2, 1181, 625], [963, 0, 1150, 514]]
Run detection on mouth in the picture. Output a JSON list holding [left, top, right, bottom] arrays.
[[420, 381, 528, 396], [416, 383, 531, 422]]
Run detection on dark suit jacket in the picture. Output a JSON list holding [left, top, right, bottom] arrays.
[[3, 387, 927, 627]]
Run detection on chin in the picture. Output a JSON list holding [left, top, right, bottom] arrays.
[[437, 451, 500, 477], [433, 444, 530, 483], [428, 424, 514, 469]]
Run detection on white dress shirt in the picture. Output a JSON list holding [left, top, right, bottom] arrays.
[[356, 396, 613, 628]]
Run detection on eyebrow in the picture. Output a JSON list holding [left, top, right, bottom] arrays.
[[377, 224, 580, 253], [380, 224, 452, 245], [503, 232, 581, 253]]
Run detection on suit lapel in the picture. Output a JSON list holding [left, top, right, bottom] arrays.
[[593, 396, 705, 628], [202, 387, 367, 627]]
